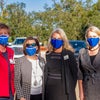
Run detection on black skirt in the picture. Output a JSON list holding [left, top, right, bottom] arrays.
[[30, 94, 42, 100], [45, 77, 67, 100]]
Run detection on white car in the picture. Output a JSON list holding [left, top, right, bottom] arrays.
[[8, 37, 43, 59], [8, 37, 26, 59], [10, 45, 24, 59]]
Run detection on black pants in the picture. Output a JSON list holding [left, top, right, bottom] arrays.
[[30, 94, 42, 100]]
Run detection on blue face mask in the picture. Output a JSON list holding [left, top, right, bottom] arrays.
[[25, 46, 37, 56], [51, 38, 63, 49], [0, 35, 9, 46], [87, 37, 99, 47]]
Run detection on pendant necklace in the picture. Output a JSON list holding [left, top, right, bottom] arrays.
[[33, 59, 38, 86]]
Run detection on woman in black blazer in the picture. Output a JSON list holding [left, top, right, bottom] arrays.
[[43, 28, 78, 100]]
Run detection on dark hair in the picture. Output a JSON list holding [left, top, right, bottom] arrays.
[[0, 23, 10, 34], [23, 37, 40, 55]]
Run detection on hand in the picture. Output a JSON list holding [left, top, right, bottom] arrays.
[[78, 80, 84, 100], [79, 93, 84, 100], [20, 97, 26, 100]]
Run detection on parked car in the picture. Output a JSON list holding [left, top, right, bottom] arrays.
[[69, 40, 86, 58], [12, 37, 26, 45], [10, 37, 43, 46], [9, 37, 44, 59], [9, 45, 24, 59], [8, 37, 26, 59]]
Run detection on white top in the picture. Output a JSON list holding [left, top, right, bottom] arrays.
[[28, 58, 43, 95]]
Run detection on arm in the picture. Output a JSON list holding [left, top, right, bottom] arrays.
[[77, 51, 84, 100], [14, 58, 25, 100], [69, 51, 78, 85], [78, 80, 84, 100]]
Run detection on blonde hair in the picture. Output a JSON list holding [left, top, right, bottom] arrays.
[[85, 26, 100, 46], [47, 28, 74, 52], [85, 26, 100, 38]]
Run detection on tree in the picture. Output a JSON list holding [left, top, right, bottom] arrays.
[[0, 0, 100, 43], [5, 2, 35, 40]]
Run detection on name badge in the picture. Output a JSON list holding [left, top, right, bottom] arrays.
[[9, 59, 15, 64], [63, 55, 69, 60]]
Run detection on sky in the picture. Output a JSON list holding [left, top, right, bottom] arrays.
[[6, 0, 60, 12], [4, 0, 98, 13]]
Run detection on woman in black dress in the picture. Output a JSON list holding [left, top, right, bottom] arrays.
[[43, 28, 78, 100], [78, 26, 100, 100]]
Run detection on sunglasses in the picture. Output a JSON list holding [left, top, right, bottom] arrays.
[[26, 43, 36, 47]]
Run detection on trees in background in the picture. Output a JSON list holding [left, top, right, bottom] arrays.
[[0, 1, 35, 41], [0, 0, 100, 44]]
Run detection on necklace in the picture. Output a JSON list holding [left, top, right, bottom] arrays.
[[28, 58, 42, 87], [32, 59, 42, 87], [33, 59, 38, 86]]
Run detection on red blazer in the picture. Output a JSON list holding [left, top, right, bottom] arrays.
[[0, 47, 15, 97]]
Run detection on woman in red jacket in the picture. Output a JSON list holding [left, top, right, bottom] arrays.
[[0, 23, 15, 100]]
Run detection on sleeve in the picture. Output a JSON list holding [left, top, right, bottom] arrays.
[[42, 55, 48, 100], [39, 56, 46, 70], [77, 53, 83, 80], [68, 51, 78, 83], [14, 58, 24, 99], [43, 53, 48, 86]]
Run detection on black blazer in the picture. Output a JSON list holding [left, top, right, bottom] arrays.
[[43, 49, 78, 100]]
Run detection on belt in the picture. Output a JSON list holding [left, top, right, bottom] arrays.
[[48, 73, 61, 79], [84, 73, 100, 84]]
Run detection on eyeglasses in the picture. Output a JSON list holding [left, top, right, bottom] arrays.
[[26, 43, 36, 47]]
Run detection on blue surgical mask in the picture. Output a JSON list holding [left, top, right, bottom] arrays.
[[25, 46, 37, 56], [51, 38, 63, 49], [87, 37, 99, 47], [0, 35, 9, 46]]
